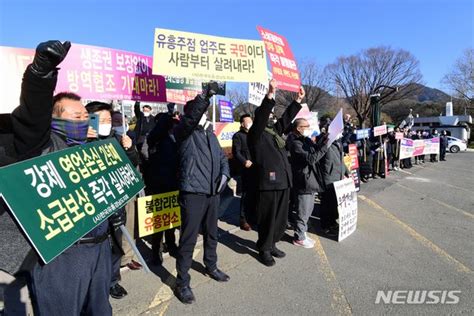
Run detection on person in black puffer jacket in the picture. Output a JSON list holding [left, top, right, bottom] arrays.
[[287, 118, 329, 248], [173, 83, 230, 305]]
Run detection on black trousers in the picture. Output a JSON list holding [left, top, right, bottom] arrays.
[[176, 193, 219, 287], [440, 147, 446, 160], [256, 189, 290, 252], [320, 184, 339, 229]]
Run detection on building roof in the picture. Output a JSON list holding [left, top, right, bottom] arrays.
[[414, 115, 472, 125]]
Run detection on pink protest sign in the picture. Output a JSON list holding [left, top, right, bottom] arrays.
[[257, 26, 301, 92], [165, 88, 200, 105], [56, 44, 166, 102], [0, 44, 166, 114], [395, 132, 404, 140], [373, 125, 388, 137]]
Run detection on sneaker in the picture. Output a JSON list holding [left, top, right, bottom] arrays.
[[304, 233, 316, 245], [293, 238, 314, 248]]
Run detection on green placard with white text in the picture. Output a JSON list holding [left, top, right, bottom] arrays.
[[0, 138, 144, 264]]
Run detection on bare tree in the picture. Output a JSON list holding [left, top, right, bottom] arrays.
[[326, 46, 423, 126], [276, 60, 330, 111], [442, 48, 474, 103], [226, 84, 257, 119]]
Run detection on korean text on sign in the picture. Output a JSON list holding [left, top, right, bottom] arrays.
[[334, 178, 358, 242], [137, 191, 181, 238], [256, 26, 301, 92], [0, 139, 144, 264], [153, 28, 268, 82]]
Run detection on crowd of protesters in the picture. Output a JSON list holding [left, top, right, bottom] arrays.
[[0, 40, 453, 314]]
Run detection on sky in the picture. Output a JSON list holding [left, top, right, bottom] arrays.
[[0, 0, 473, 93]]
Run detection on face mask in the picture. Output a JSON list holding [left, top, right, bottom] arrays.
[[144, 112, 151, 117], [198, 113, 207, 126], [51, 117, 89, 146], [98, 123, 112, 137], [112, 124, 129, 136], [303, 129, 312, 137], [244, 123, 253, 130]]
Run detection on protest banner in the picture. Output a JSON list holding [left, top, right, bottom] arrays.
[[0, 44, 167, 113], [165, 76, 202, 91], [137, 191, 181, 238], [0, 139, 144, 264], [327, 109, 344, 146], [423, 137, 440, 155], [356, 128, 371, 140], [248, 81, 268, 106], [214, 122, 241, 148], [373, 125, 388, 137], [0, 46, 34, 113], [334, 178, 358, 242], [348, 144, 360, 169], [395, 132, 404, 140], [219, 100, 234, 122], [413, 139, 425, 156], [153, 28, 268, 82], [256, 26, 301, 92], [399, 138, 414, 159], [165, 88, 200, 104]]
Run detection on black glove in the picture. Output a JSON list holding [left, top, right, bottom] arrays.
[[203, 81, 219, 100], [30, 40, 71, 76], [109, 208, 126, 229]]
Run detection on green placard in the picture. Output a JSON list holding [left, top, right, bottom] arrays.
[[0, 138, 144, 264], [165, 76, 202, 91]]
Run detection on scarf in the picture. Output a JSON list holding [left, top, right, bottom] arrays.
[[264, 127, 286, 149], [51, 117, 89, 145]]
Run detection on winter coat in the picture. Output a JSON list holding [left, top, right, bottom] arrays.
[[247, 96, 302, 191]]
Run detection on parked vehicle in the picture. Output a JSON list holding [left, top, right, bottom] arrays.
[[447, 136, 467, 153]]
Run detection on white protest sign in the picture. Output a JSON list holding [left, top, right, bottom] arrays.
[[334, 178, 358, 242], [327, 108, 344, 146], [248, 82, 268, 106]]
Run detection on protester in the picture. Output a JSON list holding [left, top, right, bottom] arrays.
[[110, 111, 143, 271], [146, 111, 180, 264], [85, 101, 139, 299], [10, 40, 117, 315], [231, 114, 256, 231], [287, 118, 328, 248], [430, 129, 439, 162], [173, 82, 230, 304], [440, 130, 448, 161], [248, 79, 304, 267], [341, 114, 354, 153], [318, 131, 350, 237]]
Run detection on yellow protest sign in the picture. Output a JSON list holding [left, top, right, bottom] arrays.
[[153, 28, 268, 82], [137, 191, 181, 237]]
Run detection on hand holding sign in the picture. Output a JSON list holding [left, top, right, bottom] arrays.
[[267, 79, 277, 99], [296, 86, 305, 103]]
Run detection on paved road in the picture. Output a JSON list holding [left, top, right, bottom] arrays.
[[110, 151, 473, 315]]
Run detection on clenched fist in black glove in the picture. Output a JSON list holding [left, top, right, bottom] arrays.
[[30, 40, 71, 77], [109, 208, 127, 229]]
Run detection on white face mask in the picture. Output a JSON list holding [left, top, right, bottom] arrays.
[[244, 123, 253, 130], [98, 123, 112, 137], [303, 129, 312, 137], [143, 112, 151, 117], [199, 113, 207, 126], [113, 124, 129, 136]]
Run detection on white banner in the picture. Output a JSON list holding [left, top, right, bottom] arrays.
[[334, 178, 358, 242]]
